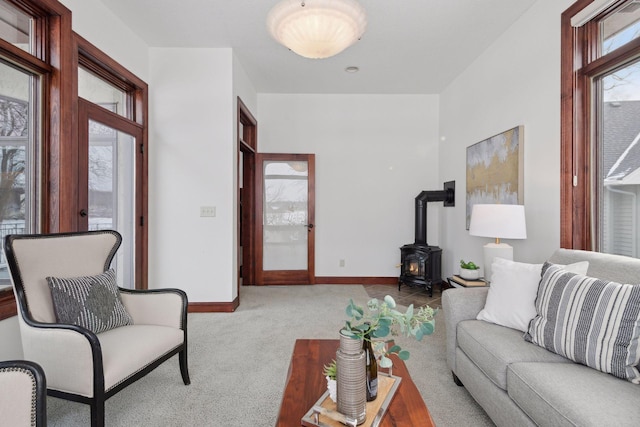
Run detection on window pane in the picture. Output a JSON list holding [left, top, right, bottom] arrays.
[[88, 119, 136, 287], [0, 1, 31, 54], [597, 58, 640, 256], [79, 67, 129, 118], [0, 60, 39, 286], [602, 2, 640, 55]]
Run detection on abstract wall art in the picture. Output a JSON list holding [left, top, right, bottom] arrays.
[[466, 126, 524, 229]]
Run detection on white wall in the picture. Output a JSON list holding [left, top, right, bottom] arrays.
[[258, 94, 440, 277], [59, 0, 149, 81], [149, 48, 237, 302], [438, 0, 575, 279], [233, 53, 258, 124]]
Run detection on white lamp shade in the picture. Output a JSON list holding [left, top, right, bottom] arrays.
[[469, 204, 527, 240], [267, 0, 367, 59]]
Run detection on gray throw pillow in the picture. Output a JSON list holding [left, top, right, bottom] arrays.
[[525, 262, 640, 383], [47, 269, 133, 334]]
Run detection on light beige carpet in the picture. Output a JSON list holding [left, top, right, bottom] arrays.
[[46, 285, 493, 426]]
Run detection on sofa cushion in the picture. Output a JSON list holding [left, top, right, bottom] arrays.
[[508, 362, 640, 427], [477, 258, 588, 332], [457, 319, 570, 390], [525, 263, 640, 383], [47, 269, 133, 334]]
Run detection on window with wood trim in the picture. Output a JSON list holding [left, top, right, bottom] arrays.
[[562, 0, 640, 255], [0, 0, 149, 320], [0, 0, 65, 320]]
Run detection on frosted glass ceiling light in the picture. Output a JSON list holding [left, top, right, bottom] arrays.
[[267, 0, 367, 59]]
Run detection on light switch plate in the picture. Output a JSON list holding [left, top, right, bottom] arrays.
[[200, 206, 216, 217]]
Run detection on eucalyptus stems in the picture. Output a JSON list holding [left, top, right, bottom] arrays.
[[342, 295, 436, 368]]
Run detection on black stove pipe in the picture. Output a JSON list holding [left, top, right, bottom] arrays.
[[414, 181, 455, 245]]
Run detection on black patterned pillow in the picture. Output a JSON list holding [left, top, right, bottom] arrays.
[[47, 269, 133, 334], [524, 262, 640, 383]]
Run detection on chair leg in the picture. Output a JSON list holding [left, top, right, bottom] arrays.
[[90, 397, 105, 427], [179, 348, 191, 385]]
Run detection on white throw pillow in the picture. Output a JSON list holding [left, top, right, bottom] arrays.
[[476, 258, 589, 332]]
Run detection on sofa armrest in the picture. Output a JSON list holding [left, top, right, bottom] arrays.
[[442, 287, 489, 372], [119, 288, 187, 330]]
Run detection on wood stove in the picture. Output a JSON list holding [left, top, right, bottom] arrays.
[[399, 181, 454, 296]]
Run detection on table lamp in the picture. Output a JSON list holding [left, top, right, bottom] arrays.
[[468, 204, 527, 282]]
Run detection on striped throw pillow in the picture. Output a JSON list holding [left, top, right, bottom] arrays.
[[524, 262, 640, 383], [47, 269, 133, 334]]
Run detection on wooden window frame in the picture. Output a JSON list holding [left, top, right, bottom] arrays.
[[0, 0, 149, 320], [0, 0, 73, 320], [560, 0, 640, 250]]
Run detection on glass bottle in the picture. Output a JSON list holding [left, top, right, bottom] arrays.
[[363, 329, 378, 401]]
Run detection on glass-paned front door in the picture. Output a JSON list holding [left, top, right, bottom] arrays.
[[255, 153, 315, 285], [263, 160, 309, 270]]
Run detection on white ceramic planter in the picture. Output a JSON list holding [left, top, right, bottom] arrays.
[[326, 377, 337, 403], [460, 268, 480, 280]]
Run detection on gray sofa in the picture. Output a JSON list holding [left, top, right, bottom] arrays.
[[443, 248, 640, 427]]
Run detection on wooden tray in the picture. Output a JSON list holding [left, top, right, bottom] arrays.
[[301, 373, 402, 427]]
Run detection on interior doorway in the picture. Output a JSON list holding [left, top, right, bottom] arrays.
[[238, 98, 257, 292], [237, 98, 316, 288]]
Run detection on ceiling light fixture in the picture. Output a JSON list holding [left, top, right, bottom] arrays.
[[345, 66, 359, 73], [267, 0, 367, 59]]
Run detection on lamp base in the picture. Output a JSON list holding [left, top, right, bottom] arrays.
[[483, 243, 513, 283]]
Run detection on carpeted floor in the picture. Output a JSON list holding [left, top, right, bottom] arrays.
[[46, 285, 494, 426]]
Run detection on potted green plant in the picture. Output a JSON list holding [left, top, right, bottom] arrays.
[[460, 259, 480, 280], [341, 295, 436, 368], [322, 360, 337, 402]]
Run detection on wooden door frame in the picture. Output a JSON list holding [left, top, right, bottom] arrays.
[[78, 98, 145, 289], [255, 153, 316, 285], [76, 33, 149, 289], [238, 98, 257, 290]]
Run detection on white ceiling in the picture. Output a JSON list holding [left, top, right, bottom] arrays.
[[99, 0, 537, 94]]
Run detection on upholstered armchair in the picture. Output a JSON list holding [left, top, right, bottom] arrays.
[[0, 360, 46, 426], [4, 230, 190, 427]]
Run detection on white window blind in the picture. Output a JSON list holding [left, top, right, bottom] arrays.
[[571, 0, 618, 27]]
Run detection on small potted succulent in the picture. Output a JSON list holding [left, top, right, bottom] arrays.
[[460, 259, 480, 280], [322, 360, 337, 402]]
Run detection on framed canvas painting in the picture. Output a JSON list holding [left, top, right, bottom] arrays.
[[466, 126, 524, 229]]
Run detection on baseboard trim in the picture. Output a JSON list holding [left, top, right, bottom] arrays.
[[314, 277, 397, 285], [188, 297, 239, 313]]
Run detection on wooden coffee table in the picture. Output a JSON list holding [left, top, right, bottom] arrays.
[[276, 339, 435, 427]]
